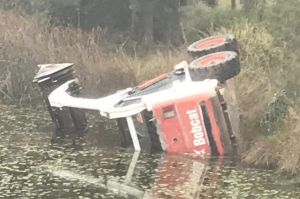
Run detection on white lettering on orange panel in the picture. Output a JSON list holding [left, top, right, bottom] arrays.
[[186, 109, 206, 147]]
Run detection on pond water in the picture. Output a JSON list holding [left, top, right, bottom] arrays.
[[0, 104, 299, 199]]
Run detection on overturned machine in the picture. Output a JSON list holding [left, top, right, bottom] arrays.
[[33, 35, 240, 156]]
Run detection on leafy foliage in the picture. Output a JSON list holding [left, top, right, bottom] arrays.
[[260, 90, 289, 136]]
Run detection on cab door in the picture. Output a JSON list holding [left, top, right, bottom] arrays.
[[153, 98, 211, 155]]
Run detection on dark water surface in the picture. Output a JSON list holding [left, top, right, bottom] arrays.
[[0, 105, 299, 199]]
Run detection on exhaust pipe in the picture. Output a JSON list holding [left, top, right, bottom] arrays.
[[33, 63, 87, 138]]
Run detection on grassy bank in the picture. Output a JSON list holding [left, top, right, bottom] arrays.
[[1, 1, 300, 176]]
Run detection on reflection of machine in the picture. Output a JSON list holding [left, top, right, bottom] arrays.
[[46, 152, 148, 198], [33, 35, 240, 156], [46, 151, 219, 199], [151, 155, 209, 199]]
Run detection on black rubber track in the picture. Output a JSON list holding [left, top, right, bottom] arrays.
[[189, 51, 240, 82], [188, 35, 238, 58]]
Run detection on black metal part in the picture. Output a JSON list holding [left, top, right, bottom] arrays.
[[215, 88, 238, 156], [33, 64, 88, 138], [117, 111, 163, 152], [200, 103, 219, 156], [117, 118, 132, 148], [141, 111, 163, 152]]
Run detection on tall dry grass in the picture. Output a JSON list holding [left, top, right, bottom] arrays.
[[0, 10, 186, 103]]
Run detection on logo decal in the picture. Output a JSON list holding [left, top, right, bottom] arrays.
[[186, 109, 206, 147]]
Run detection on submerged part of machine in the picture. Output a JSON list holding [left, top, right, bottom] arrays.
[[33, 63, 88, 138], [33, 35, 240, 156]]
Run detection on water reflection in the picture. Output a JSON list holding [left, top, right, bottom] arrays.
[[0, 105, 300, 198], [41, 151, 216, 199]]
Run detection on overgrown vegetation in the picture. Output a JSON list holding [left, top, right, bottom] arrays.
[[1, 0, 300, 175], [0, 11, 186, 104]]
